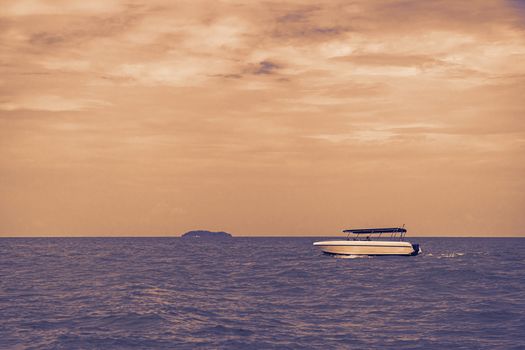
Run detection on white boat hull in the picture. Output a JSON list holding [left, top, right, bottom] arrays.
[[313, 240, 419, 256]]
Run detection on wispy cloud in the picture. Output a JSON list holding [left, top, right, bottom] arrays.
[[1, 0, 124, 16], [252, 61, 281, 75], [0, 95, 109, 111]]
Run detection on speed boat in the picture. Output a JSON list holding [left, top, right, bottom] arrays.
[[313, 227, 420, 256]]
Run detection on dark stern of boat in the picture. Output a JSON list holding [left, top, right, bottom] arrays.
[[410, 243, 420, 256]]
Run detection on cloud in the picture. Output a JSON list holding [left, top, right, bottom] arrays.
[[0, 95, 109, 111], [111, 56, 237, 86], [334, 53, 440, 68], [41, 59, 91, 72], [311, 130, 395, 143], [0, 0, 124, 16], [252, 61, 281, 75]]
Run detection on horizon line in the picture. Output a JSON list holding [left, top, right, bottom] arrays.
[[1, 235, 524, 238]]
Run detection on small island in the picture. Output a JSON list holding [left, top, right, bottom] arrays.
[[181, 230, 232, 238]]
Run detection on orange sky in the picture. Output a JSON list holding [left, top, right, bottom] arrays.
[[1, 0, 524, 236]]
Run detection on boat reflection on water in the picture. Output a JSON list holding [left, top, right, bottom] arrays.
[[314, 227, 421, 256]]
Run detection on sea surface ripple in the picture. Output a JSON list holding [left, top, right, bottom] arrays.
[[1, 237, 524, 349]]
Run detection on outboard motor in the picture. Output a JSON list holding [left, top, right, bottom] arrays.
[[410, 243, 421, 256]]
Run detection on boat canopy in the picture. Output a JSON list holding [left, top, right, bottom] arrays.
[[343, 227, 406, 234]]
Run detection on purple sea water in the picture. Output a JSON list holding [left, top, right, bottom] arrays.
[[1, 237, 524, 349]]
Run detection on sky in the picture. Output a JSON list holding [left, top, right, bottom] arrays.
[[1, 0, 524, 237]]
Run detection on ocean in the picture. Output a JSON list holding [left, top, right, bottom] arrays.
[[1, 237, 524, 349]]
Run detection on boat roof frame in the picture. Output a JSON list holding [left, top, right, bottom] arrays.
[[342, 227, 406, 234]]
